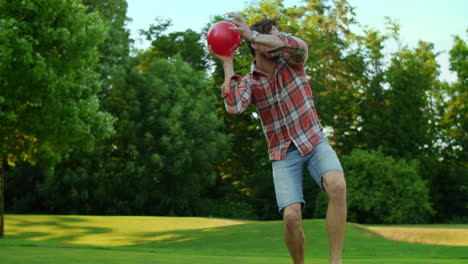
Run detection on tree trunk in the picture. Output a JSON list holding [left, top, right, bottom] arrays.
[[0, 157, 4, 238]]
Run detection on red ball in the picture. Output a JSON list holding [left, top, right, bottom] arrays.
[[207, 21, 241, 56]]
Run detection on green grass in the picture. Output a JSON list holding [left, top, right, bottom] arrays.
[[1, 214, 467, 264]]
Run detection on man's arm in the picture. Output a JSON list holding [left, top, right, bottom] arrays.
[[207, 45, 236, 93], [221, 59, 235, 93], [228, 13, 307, 65], [267, 33, 308, 65], [209, 46, 252, 114], [228, 13, 284, 49], [248, 32, 284, 49]]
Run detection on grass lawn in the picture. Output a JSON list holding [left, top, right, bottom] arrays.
[[1, 214, 467, 264]]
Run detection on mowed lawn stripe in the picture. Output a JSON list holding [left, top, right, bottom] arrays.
[[364, 225, 468, 246], [1, 246, 466, 264]]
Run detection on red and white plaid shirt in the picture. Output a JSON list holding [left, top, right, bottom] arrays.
[[222, 33, 323, 160]]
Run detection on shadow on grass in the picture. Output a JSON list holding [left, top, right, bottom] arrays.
[[6, 216, 113, 243], [105, 221, 292, 258]]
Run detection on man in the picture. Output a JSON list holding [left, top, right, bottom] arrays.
[[210, 13, 347, 264]]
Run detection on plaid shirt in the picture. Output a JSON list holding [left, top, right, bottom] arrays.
[[222, 33, 323, 160]]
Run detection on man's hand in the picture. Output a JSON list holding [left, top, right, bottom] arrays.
[[227, 13, 253, 41], [208, 45, 234, 64], [208, 45, 235, 92]]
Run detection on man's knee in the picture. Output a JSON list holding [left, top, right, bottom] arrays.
[[283, 203, 302, 228], [323, 171, 347, 201]]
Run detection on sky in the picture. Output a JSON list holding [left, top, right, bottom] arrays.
[[126, 0, 467, 83]]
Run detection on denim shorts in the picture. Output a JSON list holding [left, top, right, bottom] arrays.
[[272, 135, 344, 213]]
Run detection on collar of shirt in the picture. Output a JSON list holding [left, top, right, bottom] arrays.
[[251, 60, 274, 78]]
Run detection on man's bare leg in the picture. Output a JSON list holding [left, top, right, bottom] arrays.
[[323, 171, 347, 264], [283, 203, 305, 264]]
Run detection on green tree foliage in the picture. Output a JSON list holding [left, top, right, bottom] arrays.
[[418, 31, 468, 223], [0, 0, 114, 167], [139, 18, 209, 71], [0, 0, 114, 236], [440, 32, 468, 221], [82, 0, 131, 99], [442, 32, 467, 162], [7, 12, 229, 217], [137, 57, 229, 215], [5, 0, 133, 215], [319, 149, 434, 224], [358, 21, 438, 159], [39, 0, 134, 214], [358, 29, 388, 151], [38, 58, 150, 215], [4, 164, 46, 213], [38, 57, 229, 216], [418, 158, 468, 223], [357, 24, 467, 223], [383, 41, 437, 158], [122, 19, 228, 215]]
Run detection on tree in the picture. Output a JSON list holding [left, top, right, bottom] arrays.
[[382, 41, 437, 159], [35, 0, 134, 215], [39, 55, 230, 216], [138, 57, 229, 215], [419, 31, 468, 223], [139, 18, 209, 71], [356, 22, 467, 223], [121, 20, 228, 215], [37, 57, 145, 215], [82, 0, 131, 99], [442, 32, 468, 162], [357, 17, 439, 160], [23, 16, 228, 216], [358, 28, 389, 151], [0, 0, 114, 236]]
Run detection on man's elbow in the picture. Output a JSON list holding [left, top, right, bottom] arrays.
[[297, 40, 308, 56], [225, 107, 246, 115], [290, 37, 308, 59], [224, 102, 248, 115]]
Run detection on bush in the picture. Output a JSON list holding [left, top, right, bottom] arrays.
[[316, 149, 434, 224], [419, 158, 468, 223], [5, 164, 45, 213]]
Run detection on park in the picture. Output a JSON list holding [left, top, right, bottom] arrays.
[[0, 0, 467, 263]]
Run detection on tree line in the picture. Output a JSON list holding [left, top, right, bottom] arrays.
[[1, 0, 466, 236]]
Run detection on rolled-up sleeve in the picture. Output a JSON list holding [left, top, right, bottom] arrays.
[[267, 33, 308, 66], [221, 74, 252, 114]]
